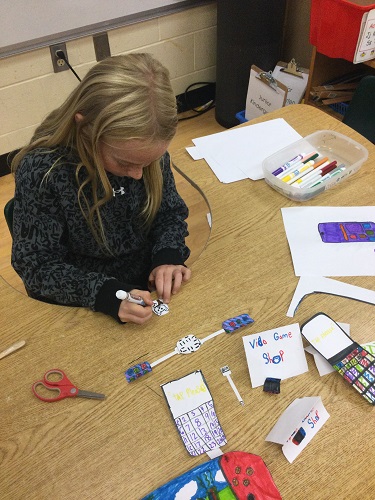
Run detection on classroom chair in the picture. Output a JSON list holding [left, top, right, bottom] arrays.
[[4, 197, 14, 237], [342, 75, 375, 144]]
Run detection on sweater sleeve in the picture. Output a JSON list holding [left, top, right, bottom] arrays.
[[148, 152, 191, 270], [11, 151, 135, 313]]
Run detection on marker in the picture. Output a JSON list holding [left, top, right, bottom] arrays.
[[286, 165, 315, 184], [309, 166, 346, 188], [116, 290, 146, 306], [272, 153, 306, 176], [281, 160, 315, 183], [297, 161, 338, 188], [291, 159, 331, 187], [276, 152, 317, 179], [301, 163, 341, 189], [277, 152, 319, 179]]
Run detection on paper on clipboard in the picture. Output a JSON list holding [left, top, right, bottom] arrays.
[[353, 9, 375, 64], [272, 60, 309, 106], [245, 65, 288, 121]]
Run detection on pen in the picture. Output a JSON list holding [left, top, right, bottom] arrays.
[[116, 290, 146, 306]]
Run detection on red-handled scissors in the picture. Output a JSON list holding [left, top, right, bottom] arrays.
[[32, 369, 106, 402]]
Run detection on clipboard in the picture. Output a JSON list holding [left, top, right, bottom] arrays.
[[245, 65, 288, 121], [272, 59, 309, 106]]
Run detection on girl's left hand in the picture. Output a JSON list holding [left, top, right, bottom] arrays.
[[148, 264, 191, 304]]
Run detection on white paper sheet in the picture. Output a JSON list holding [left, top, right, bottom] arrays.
[[287, 276, 375, 317], [266, 396, 330, 463], [188, 118, 302, 183], [281, 206, 375, 276], [242, 323, 308, 388]]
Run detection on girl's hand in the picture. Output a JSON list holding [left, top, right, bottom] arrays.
[[118, 289, 154, 324], [148, 265, 191, 304]]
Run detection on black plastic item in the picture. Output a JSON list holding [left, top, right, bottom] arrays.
[[263, 377, 281, 394], [215, 0, 286, 128]]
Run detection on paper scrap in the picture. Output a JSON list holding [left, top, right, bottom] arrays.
[[242, 323, 308, 388], [266, 396, 330, 463], [305, 346, 335, 376], [287, 276, 375, 317], [186, 146, 204, 160]]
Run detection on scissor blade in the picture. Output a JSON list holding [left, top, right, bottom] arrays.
[[77, 389, 106, 400]]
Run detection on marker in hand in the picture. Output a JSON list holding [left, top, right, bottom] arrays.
[[116, 290, 146, 306]]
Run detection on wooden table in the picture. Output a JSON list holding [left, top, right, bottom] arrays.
[[1, 104, 375, 500]]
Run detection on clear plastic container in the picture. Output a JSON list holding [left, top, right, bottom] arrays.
[[262, 130, 369, 201]]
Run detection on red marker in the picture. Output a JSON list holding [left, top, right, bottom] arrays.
[[297, 161, 338, 188], [319, 161, 338, 176]]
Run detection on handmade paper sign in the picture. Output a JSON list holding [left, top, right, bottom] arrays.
[[161, 370, 227, 457], [266, 396, 330, 463], [242, 323, 308, 388]]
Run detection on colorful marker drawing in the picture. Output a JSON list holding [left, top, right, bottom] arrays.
[[141, 451, 281, 500], [318, 221, 375, 243]]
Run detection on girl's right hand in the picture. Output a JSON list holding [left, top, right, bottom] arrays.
[[118, 289, 154, 324]]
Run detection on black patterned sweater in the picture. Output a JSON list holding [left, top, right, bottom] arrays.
[[11, 147, 190, 321]]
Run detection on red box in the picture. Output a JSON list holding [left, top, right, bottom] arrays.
[[310, 0, 375, 62]]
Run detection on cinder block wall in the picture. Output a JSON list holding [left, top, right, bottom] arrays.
[[0, 3, 217, 156]]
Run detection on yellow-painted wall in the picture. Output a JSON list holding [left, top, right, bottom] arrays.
[[0, 1, 313, 156], [0, 4, 217, 155]]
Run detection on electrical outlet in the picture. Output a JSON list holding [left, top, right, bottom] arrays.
[[50, 43, 69, 73]]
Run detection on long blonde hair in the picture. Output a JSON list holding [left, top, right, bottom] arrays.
[[12, 53, 178, 247]]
